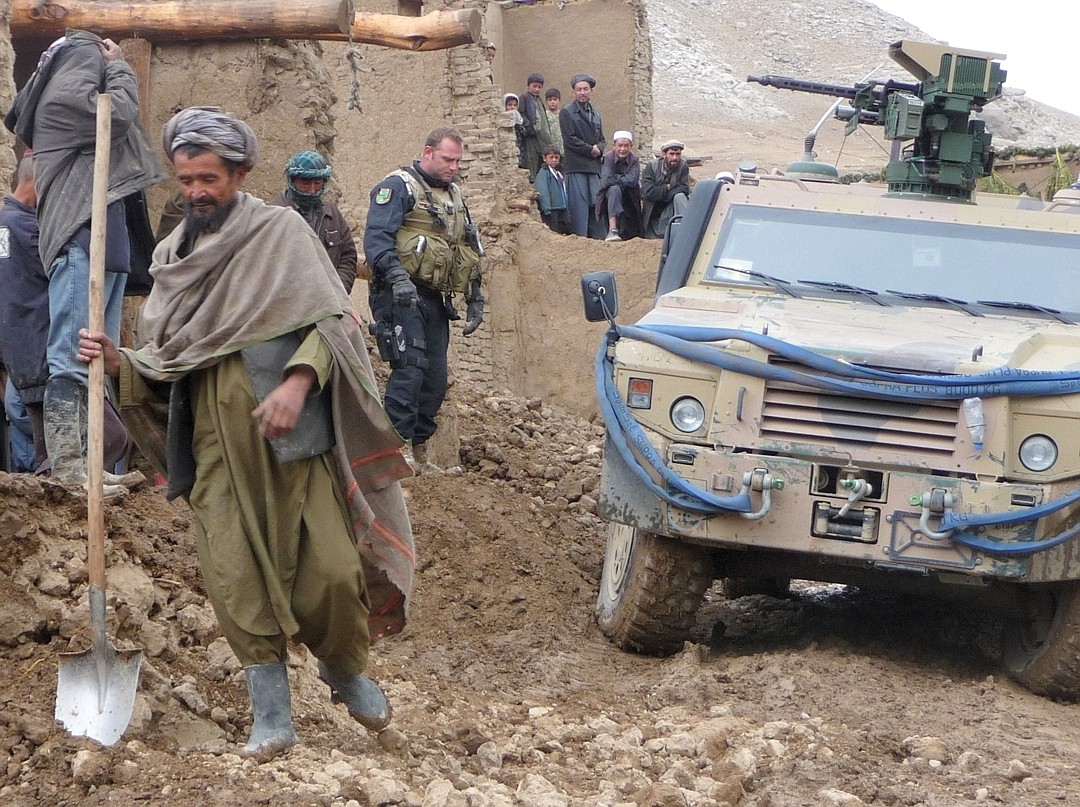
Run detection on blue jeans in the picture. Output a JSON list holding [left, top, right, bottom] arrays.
[[47, 241, 127, 384], [4, 379, 36, 472]]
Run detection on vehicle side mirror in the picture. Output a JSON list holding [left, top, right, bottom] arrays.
[[581, 271, 619, 322]]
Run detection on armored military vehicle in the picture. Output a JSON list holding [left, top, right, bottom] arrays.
[[583, 40, 1080, 698]]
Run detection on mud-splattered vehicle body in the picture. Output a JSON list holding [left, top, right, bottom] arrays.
[[586, 41, 1080, 697]]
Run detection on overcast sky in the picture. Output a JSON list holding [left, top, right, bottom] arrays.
[[870, 0, 1079, 116]]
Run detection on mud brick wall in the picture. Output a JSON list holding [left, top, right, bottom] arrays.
[[0, 0, 652, 413]]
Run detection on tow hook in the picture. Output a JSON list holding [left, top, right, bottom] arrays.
[[837, 478, 873, 518], [910, 489, 956, 539], [739, 469, 785, 521]]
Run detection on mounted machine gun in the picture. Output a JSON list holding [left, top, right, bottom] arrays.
[[748, 40, 1007, 201]]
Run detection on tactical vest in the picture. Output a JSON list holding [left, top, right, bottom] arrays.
[[392, 168, 481, 295]]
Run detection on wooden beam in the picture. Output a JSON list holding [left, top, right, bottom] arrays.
[[332, 9, 480, 52], [12, 0, 350, 40], [11, 1, 482, 51]]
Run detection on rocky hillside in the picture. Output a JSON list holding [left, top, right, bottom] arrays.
[[647, 0, 1080, 173]]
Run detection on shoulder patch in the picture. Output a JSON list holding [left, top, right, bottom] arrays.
[[375, 187, 393, 205]]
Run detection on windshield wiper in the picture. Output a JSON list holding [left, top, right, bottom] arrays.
[[886, 290, 982, 317], [713, 264, 802, 297], [797, 280, 887, 306], [976, 300, 1076, 324]]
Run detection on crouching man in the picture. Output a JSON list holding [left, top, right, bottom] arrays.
[[78, 108, 416, 757]]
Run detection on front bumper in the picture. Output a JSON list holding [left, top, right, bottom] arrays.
[[598, 437, 1080, 583]]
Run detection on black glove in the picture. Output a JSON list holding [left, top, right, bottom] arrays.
[[463, 295, 484, 336], [384, 266, 418, 307], [444, 295, 461, 321]]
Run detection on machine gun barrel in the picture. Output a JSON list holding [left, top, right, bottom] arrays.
[[747, 75, 922, 108], [746, 74, 862, 100]]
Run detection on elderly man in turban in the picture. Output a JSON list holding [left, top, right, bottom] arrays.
[[4, 30, 164, 492], [78, 107, 416, 758]]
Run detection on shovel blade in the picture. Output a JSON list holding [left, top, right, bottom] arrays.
[[55, 643, 143, 746]]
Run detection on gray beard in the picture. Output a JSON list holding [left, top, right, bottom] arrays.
[[183, 196, 238, 237], [178, 196, 238, 258]]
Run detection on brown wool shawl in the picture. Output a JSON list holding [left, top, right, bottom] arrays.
[[125, 192, 415, 638]]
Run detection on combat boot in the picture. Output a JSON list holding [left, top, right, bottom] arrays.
[[317, 660, 392, 731], [242, 663, 299, 757]]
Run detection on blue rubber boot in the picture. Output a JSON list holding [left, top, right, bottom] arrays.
[[317, 661, 392, 731], [243, 663, 299, 757]]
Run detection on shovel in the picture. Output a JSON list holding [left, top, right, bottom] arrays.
[[55, 92, 143, 746]]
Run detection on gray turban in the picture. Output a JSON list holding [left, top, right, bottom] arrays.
[[162, 106, 259, 168]]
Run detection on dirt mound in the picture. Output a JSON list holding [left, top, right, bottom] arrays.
[[5, 375, 1080, 806]]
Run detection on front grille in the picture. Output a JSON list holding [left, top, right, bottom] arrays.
[[761, 382, 959, 456]]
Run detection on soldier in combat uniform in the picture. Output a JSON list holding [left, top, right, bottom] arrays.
[[363, 127, 484, 473]]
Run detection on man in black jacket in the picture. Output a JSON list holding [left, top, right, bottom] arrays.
[[0, 154, 47, 468], [270, 151, 358, 294], [559, 73, 607, 239], [641, 139, 691, 239]]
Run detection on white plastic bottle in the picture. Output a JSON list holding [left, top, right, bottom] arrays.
[[962, 397, 985, 452]]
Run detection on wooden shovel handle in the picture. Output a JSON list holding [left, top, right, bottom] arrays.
[[87, 93, 111, 593]]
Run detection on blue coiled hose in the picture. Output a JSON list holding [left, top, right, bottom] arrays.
[[628, 323, 1080, 399], [596, 333, 753, 514], [597, 322, 1080, 555]]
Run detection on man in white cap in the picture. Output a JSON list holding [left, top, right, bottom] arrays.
[[641, 138, 691, 239], [597, 130, 642, 241], [78, 107, 416, 759], [559, 72, 607, 238]]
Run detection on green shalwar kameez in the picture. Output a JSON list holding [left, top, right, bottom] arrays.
[[120, 192, 414, 673], [125, 331, 371, 671]]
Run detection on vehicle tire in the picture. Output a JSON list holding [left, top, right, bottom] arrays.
[[720, 576, 791, 600], [1001, 581, 1080, 700], [595, 523, 715, 655]]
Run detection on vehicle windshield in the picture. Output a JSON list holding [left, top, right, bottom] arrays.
[[706, 205, 1080, 315]]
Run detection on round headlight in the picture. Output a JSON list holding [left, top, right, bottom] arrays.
[[1019, 435, 1058, 472], [671, 397, 706, 433]]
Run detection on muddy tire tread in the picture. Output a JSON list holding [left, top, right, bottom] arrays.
[[596, 530, 713, 656], [1004, 582, 1080, 700]]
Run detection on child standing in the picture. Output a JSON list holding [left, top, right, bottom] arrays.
[[535, 146, 571, 234], [504, 93, 527, 169]]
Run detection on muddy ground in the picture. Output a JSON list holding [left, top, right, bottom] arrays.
[[2, 375, 1080, 807]]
